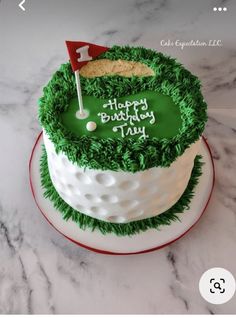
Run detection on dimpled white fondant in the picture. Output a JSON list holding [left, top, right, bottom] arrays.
[[43, 131, 201, 223]]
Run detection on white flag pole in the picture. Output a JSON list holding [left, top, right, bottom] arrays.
[[75, 70, 88, 119]]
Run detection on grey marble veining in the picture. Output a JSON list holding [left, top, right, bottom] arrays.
[[0, 0, 236, 314]]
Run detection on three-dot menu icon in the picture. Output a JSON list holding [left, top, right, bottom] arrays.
[[213, 7, 227, 12]]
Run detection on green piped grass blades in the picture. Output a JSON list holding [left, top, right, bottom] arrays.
[[40, 146, 203, 237], [38, 46, 207, 173]]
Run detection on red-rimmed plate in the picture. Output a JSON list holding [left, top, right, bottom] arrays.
[[29, 132, 215, 255]]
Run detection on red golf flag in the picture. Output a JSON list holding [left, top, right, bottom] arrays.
[[65, 41, 109, 72]]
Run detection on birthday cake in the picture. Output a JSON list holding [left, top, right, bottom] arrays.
[[38, 44, 207, 235]]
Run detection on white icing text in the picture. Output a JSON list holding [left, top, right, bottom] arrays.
[[98, 98, 156, 139]]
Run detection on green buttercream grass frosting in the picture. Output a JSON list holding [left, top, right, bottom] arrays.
[[38, 45, 207, 172], [40, 147, 203, 236]]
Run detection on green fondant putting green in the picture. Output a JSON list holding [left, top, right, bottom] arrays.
[[61, 91, 182, 139]]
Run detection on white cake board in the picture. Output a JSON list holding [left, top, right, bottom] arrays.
[[29, 133, 215, 255]]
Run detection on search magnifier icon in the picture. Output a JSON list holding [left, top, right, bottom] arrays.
[[214, 282, 222, 290], [199, 268, 236, 304]]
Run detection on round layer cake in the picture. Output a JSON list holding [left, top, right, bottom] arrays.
[[39, 45, 207, 224]]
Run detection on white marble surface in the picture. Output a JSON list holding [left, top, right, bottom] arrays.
[[0, 0, 236, 314]]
